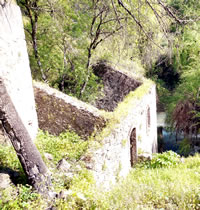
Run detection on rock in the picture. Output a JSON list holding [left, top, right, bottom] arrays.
[[44, 153, 54, 161], [57, 189, 73, 200], [74, 164, 82, 172], [180, 157, 185, 163], [92, 61, 141, 111], [57, 159, 71, 172], [48, 191, 57, 199], [138, 153, 152, 161], [0, 173, 11, 189], [64, 172, 74, 179]]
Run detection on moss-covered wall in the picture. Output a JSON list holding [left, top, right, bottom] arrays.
[[87, 80, 157, 189], [34, 82, 106, 138]]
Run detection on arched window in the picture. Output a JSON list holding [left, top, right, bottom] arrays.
[[130, 128, 137, 166]]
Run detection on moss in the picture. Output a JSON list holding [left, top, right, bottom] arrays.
[[121, 139, 128, 147], [113, 79, 154, 121], [115, 161, 122, 182], [34, 86, 106, 138], [94, 79, 155, 142], [138, 135, 142, 142], [102, 161, 107, 171]]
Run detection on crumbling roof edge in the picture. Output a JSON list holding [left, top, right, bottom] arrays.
[[113, 79, 155, 119], [92, 60, 144, 83]]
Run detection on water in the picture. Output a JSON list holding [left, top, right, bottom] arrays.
[[157, 112, 179, 152]]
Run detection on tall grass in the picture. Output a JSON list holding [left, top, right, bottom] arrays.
[[0, 132, 200, 209]]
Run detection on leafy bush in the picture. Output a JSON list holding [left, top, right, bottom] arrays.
[[0, 185, 41, 209], [139, 151, 181, 169]]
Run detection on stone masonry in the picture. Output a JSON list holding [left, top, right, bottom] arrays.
[[93, 61, 142, 111], [34, 63, 157, 189], [34, 82, 106, 138], [85, 79, 157, 189]]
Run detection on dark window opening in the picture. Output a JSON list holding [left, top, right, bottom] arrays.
[[130, 128, 137, 167], [146, 107, 151, 134], [147, 107, 151, 127]]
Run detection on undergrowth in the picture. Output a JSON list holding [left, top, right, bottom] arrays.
[[0, 132, 200, 209], [36, 130, 89, 163]]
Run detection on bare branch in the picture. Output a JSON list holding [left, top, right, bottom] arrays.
[[93, 26, 123, 49], [118, 0, 162, 49], [111, 0, 121, 25], [157, 0, 183, 24], [146, 0, 168, 36]]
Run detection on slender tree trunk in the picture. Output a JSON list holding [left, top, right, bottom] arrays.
[[0, 78, 51, 195], [80, 47, 92, 97], [25, 0, 47, 82]]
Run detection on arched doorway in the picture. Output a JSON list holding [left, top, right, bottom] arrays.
[[130, 128, 137, 166]]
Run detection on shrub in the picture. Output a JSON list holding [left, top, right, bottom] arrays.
[[139, 151, 181, 169]]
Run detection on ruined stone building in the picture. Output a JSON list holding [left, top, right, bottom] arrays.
[[34, 61, 157, 188], [0, 1, 157, 189]]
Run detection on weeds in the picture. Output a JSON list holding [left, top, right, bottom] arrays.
[[0, 133, 200, 209]]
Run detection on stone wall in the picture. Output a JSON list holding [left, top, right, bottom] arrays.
[[34, 82, 106, 138], [0, 1, 38, 141], [86, 80, 157, 189], [33, 72, 157, 189], [93, 61, 142, 111]]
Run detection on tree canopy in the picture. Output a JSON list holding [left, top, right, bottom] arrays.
[[17, 0, 200, 138]]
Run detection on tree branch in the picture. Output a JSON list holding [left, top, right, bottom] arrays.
[[118, 0, 162, 49]]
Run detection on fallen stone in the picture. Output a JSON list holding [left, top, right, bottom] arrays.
[[44, 153, 54, 161], [138, 153, 152, 161], [57, 159, 71, 172], [57, 189, 73, 200], [0, 173, 11, 189]]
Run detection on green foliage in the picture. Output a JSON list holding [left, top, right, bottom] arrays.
[[0, 185, 41, 209], [1, 133, 200, 209], [0, 144, 23, 173], [105, 157, 200, 209], [18, 0, 169, 102], [36, 130, 88, 163], [178, 138, 191, 156], [148, 0, 200, 141], [138, 151, 181, 169], [150, 151, 180, 168]]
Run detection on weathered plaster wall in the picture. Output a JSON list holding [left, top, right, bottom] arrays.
[[34, 82, 106, 138], [87, 81, 157, 189], [0, 1, 38, 141], [133, 83, 157, 157]]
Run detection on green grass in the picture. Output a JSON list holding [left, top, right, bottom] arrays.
[[36, 130, 89, 163], [0, 132, 200, 209], [104, 160, 200, 209]]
